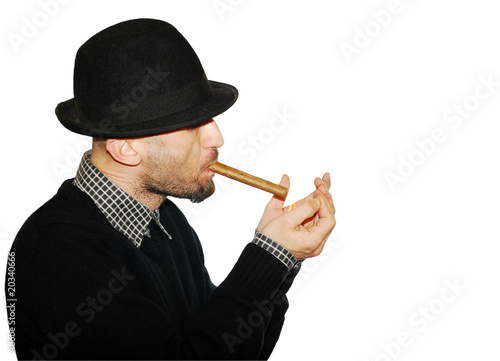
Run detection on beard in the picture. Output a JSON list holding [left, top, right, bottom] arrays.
[[140, 145, 218, 203], [146, 178, 215, 203]]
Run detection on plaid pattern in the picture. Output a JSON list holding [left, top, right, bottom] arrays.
[[73, 151, 172, 247], [252, 231, 300, 271]]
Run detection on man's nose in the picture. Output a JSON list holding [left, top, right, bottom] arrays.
[[202, 119, 224, 148]]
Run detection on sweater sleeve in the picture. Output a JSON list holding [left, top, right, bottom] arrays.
[[257, 262, 301, 360], [9, 215, 297, 360]]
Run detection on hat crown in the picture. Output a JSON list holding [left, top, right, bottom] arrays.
[[74, 19, 208, 107]]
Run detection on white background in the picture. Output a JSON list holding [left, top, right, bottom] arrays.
[[1, 0, 500, 360]]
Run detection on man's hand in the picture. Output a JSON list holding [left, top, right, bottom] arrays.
[[261, 193, 335, 260], [257, 172, 334, 232], [257, 173, 336, 260]]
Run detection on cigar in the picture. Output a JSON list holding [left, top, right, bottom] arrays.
[[209, 162, 288, 199]]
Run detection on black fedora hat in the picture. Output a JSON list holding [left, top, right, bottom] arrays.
[[56, 18, 238, 138]]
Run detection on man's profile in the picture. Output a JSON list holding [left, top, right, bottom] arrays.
[[5, 18, 335, 360]]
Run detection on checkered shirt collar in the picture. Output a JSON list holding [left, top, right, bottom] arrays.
[[73, 150, 171, 247]]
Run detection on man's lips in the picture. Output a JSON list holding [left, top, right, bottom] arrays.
[[206, 158, 218, 169], [202, 159, 218, 173]]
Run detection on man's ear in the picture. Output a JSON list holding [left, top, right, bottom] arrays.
[[105, 139, 141, 166]]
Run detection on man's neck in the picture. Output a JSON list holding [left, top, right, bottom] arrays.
[[90, 152, 165, 211]]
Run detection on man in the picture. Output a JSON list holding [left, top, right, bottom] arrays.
[[6, 18, 335, 360]]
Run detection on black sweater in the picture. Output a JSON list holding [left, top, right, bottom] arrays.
[[6, 180, 299, 360]]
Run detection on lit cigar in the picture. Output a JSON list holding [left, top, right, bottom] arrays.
[[209, 162, 288, 199]]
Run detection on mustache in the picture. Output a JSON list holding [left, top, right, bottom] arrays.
[[200, 148, 219, 170]]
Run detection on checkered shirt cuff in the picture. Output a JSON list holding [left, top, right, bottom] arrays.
[[252, 231, 301, 271]]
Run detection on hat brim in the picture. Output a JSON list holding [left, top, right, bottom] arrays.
[[56, 80, 238, 138]]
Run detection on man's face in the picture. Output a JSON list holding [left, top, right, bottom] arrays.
[[139, 119, 224, 203]]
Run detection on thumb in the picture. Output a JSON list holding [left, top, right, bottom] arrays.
[[279, 174, 290, 189], [286, 198, 320, 227], [266, 174, 290, 209]]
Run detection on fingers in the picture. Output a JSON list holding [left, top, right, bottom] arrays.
[[289, 194, 335, 258], [279, 173, 290, 189], [314, 177, 323, 190], [314, 172, 331, 190], [313, 173, 334, 212], [313, 188, 335, 215], [315, 192, 334, 219], [285, 194, 312, 212], [311, 193, 336, 234], [322, 172, 331, 189], [257, 174, 291, 232], [286, 198, 321, 228], [261, 191, 336, 261]]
